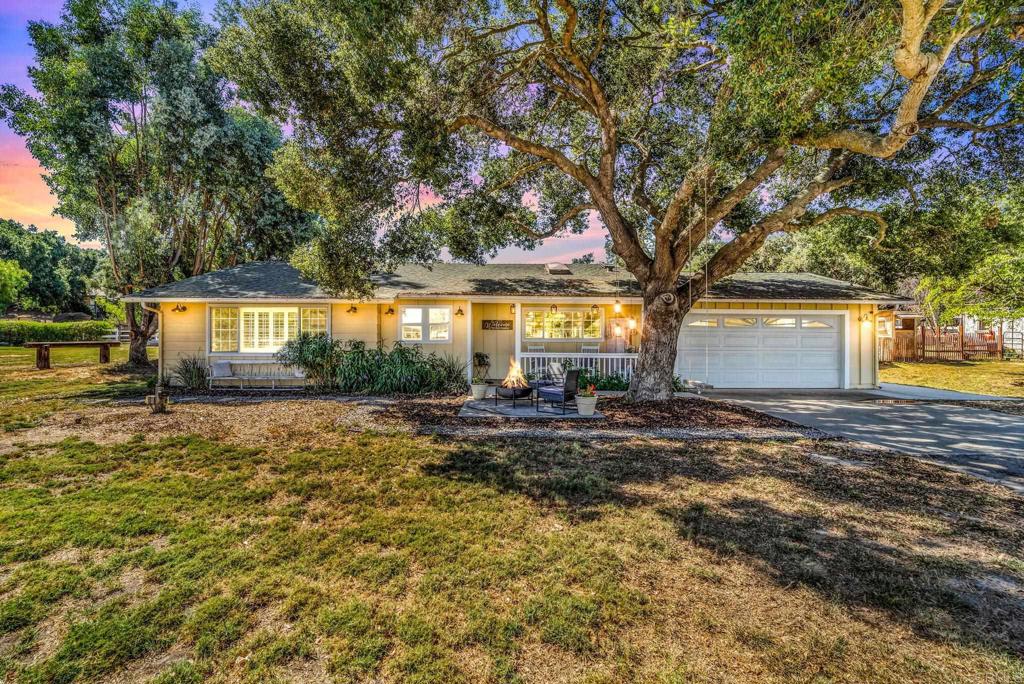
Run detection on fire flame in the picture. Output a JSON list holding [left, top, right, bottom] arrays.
[[502, 358, 529, 389]]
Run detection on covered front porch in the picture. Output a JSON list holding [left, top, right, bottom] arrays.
[[469, 298, 642, 381]]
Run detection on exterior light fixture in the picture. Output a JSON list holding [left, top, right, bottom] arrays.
[[627, 317, 637, 330], [346, 304, 358, 314], [171, 304, 187, 313], [613, 324, 624, 337], [384, 306, 395, 316], [509, 303, 515, 315], [455, 307, 465, 317], [613, 300, 622, 314], [550, 303, 558, 313], [591, 303, 599, 313]]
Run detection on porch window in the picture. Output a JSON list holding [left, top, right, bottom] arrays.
[[301, 307, 328, 335], [524, 309, 602, 340], [211, 307, 239, 352], [210, 305, 328, 354], [400, 306, 451, 342], [240, 308, 299, 353]]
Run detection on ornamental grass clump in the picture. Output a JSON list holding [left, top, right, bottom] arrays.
[[171, 356, 208, 391], [277, 337, 467, 395]]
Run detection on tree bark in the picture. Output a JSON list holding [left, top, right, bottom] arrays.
[[625, 287, 689, 401], [126, 303, 156, 367]]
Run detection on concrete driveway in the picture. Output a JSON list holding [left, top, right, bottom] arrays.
[[707, 387, 1024, 493]]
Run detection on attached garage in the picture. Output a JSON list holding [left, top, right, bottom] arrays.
[[676, 312, 844, 389]]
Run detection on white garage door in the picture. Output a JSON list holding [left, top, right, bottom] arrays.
[[676, 313, 842, 388]]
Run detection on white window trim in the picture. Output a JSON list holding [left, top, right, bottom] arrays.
[[398, 305, 453, 344], [523, 307, 605, 341], [206, 304, 331, 356]]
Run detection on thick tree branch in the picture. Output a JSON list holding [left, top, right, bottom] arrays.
[[793, 206, 892, 250], [516, 202, 596, 239]]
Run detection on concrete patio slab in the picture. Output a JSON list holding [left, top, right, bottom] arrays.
[[459, 398, 604, 419]]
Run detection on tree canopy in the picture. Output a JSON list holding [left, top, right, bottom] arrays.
[[0, 219, 100, 314], [1, 0, 315, 362], [0, 259, 30, 314], [213, 0, 1023, 397]]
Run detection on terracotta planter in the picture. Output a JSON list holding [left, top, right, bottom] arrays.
[[470, 383, 488, 400], [576, 395, 598, 416]]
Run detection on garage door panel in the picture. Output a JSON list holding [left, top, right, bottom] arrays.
[[800, 351, 839, 369], [678, 313, 841, 388], [800, 335, 839, 349], [721, 333, 760, 348], [725, 351, 759, 369], [760, 351, 800, 369]]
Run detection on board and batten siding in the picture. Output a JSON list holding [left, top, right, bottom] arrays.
[[160, 302, 207, 370]]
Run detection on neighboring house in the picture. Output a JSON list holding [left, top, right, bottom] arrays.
[[123, 261, 908, 389]]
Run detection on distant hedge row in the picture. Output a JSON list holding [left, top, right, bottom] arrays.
[[0, 320, 116, 345]]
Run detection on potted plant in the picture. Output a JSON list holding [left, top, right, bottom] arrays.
[[470, 375, 489, 400], [576, 384, 598, 416]]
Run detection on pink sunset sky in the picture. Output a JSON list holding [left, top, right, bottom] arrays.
[[0, 0, 608, 263]]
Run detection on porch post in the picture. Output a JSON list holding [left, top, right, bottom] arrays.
[[465, 300, 473, 384], [514, 302, 522, 367]]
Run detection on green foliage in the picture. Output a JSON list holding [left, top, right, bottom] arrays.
[[0, 259, 29, 313], [210, 0, 1023, 301], [94, 296, 126, 324], [0, 219, 99, 313], [1, 0, 313, 338], [171, 356, 209, 392], [276, 337, 468, 395], [577, 369, 631, 392], [922, 250, 1024, 324], [0, 320, 114, 345]]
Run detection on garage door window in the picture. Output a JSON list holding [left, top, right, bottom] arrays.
[[687, 317, 718, 327], [724, 317, 756, 327], [801, 317, 834, 329], [763, 317, 796, 328]]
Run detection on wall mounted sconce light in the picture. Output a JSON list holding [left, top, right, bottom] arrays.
[[613, 300, 622, 314], [455, 307, 465, 317], [613, 324, 624, 337], [549, 304, 558, 313], [627, 317, 637, 330], [858, 313, 873, 328], [384, 306, 395, 316], [171, 304, 187, 313], [346, 305, 358, 314], [509, 303, 515, 315], [590, 303, 599, 313]]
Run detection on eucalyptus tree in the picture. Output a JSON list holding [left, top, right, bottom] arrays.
[[2, 0, 313, 365], [215, 0, 1023, 399]]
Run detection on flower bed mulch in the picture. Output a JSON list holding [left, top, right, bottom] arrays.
[[378, 396, 797, 430]]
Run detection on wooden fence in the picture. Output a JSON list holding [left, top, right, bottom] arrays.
[[879, 329, 1004, 362]]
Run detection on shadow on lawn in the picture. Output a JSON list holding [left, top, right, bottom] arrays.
[[425, 439, 1024, 656]]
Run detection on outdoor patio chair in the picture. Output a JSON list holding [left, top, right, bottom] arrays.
[[537, 369, 580, 414]]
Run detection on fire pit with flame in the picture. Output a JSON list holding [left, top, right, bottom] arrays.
[[495, 359, 533, 404]]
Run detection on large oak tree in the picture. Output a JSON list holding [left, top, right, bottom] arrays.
[[214, 0, 1023, 399], [2, 0, 315, 365]]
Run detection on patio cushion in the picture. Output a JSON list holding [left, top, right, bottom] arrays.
[[210, 360, 233, 378], [538, 386, 568, 400]]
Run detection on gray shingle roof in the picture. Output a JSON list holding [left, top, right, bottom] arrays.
[[125, 260, 908, 303]]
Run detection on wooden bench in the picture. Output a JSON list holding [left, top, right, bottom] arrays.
[[208, 360, 306, 390], [24, 341, 121, 370]]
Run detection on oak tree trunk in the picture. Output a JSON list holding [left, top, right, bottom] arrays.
[[625, 288, 690, 401], [126, 303, 156, 367]]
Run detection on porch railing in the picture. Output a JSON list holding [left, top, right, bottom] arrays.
[[519, 352, 639, 379]]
